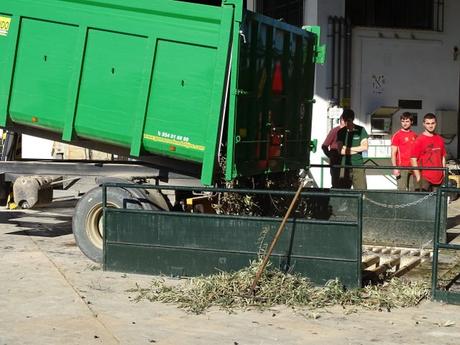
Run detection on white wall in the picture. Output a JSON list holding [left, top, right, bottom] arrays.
[[21, 135, 54, 159], [251, 0, 460, 188], [246, 0, 255, 11], [306, 0, 460, 188], [351, 1, 460, 158], [304, 0, 346, 187]]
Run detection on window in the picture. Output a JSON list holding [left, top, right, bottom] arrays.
[[256, 0, 303, 27], [346, 0, 444, 32]]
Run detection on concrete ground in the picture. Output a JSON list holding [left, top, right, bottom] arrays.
[[1, 196, 460, 345]]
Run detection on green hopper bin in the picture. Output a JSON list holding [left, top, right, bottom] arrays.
[[0, 0, 323, 185]]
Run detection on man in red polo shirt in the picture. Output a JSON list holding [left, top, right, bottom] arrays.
[[391, 112, 417, 190], [410, 113, 446, 191]]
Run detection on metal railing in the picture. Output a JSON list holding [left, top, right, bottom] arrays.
[[312, 162, 449, 190]]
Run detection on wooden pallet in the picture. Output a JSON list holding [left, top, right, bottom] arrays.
[[362, 245, 431, 278]]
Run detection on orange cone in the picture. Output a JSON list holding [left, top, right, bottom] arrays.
[[272, 62, 283, 94]]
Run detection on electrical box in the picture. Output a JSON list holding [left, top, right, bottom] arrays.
[[369, 106, 399, 135]]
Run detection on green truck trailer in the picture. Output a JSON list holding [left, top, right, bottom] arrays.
[[0, 0, 324, 262]]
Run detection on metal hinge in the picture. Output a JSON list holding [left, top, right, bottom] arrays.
[[302, 26, 326, 65]]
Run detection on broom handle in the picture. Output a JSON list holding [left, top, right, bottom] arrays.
[[250, 180, 305, 293]]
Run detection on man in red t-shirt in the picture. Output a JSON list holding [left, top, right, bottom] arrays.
[[322, 114, 346, 188], [391, 112, 417, 190], [410, 113, 446, 191]]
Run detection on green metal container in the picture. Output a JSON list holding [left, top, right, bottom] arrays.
[[0, 0, 322, 185]]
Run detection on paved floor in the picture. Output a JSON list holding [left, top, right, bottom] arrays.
[[1, 198, 460, 345]]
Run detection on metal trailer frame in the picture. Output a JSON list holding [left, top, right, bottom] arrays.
[[0, 158, 202, 209], [0, 159, 200, 184]]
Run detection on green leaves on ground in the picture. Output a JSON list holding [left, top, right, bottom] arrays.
[[128, 261, 429, 314]]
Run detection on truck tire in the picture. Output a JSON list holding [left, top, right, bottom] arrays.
[[72, 187, 148, 263]]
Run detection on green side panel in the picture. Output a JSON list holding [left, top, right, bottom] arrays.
[[74, 30, 149, 147], [227, 11, 316, 180], [104, 210, 361, 288], [9, 19, 79, 131], [142, 40, 217, 161]]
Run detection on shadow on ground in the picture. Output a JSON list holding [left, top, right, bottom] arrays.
[[0, 198, 76, 238]]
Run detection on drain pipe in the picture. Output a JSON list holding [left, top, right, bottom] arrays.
[[328, 16, 336, 101], [328, 16, 352, 106], [337, 16, 342, 103], [344, 17, 352, 100]]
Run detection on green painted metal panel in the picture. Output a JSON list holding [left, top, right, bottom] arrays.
[[104, 209, 362, 288], [75, 29, 149, 146], [303, 26, 326, 64], [142, 40, 216, 161], [9, 19, 79, 131]]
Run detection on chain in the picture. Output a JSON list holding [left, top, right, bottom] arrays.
[[363, 191, 436, 209]]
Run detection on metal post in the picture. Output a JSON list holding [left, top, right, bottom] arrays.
[[337, 17, 342, 103], [431, 188, 443, 296], [102, 184, 107, 264], [357, 192, 363, 286]]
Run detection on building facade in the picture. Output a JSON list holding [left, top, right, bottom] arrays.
[[249, 0, 460, 188]]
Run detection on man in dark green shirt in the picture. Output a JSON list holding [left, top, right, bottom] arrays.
[[336, 109, 368, 189]]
